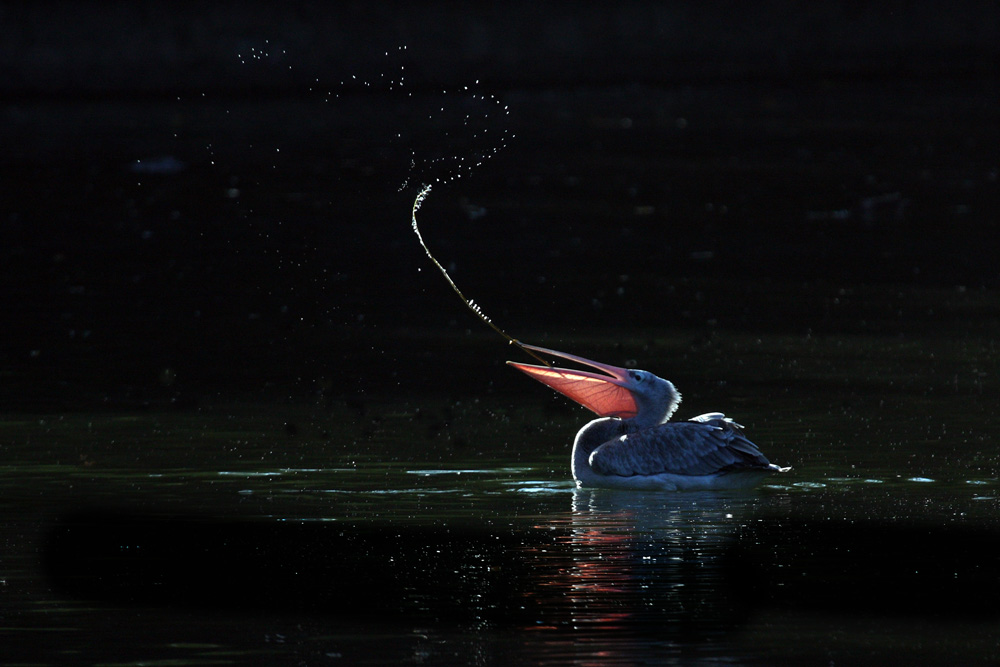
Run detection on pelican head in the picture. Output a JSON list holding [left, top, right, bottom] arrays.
[[507, 344, 681, 428]]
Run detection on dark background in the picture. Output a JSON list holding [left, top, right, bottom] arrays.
[[3, 6, 1000, 661], [1, 1, 997, 410]]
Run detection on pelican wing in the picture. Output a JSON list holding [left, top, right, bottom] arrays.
[[589, 414, 772, 477]]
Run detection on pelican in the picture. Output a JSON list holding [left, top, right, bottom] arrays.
[[509, 345, 788, 490]]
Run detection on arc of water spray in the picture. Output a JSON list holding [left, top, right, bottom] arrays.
[[410, 184, 550, 367]]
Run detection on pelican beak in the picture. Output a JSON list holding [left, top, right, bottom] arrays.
[[507, 344, 639, 419]]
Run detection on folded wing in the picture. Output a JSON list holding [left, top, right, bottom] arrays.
[[589, 413, 773, 477]]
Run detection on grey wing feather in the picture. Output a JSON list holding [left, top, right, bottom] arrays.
[[589, 414, 772, 477]]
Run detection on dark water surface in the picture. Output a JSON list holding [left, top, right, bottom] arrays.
[[3, 73, 1000, 663], [4, 322, 1000, 665]]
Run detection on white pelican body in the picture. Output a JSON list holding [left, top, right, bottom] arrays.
[[509, 345, 788, 491]]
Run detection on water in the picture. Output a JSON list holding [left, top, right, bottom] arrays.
[[3, 320, 999, 665]]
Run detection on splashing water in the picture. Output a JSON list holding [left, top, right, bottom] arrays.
[[410, 184, 549, 366]]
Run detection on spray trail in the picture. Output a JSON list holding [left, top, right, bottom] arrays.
[[411, 184, 549, 366]]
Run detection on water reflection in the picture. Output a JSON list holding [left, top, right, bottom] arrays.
[[514, 488, 754, 661]]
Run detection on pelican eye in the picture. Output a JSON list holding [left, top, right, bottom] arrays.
[[629, 371, 642, 382]]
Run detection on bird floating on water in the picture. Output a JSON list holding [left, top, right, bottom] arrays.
[[409, 186, 787, 489], [509, 345, 789, 490]]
